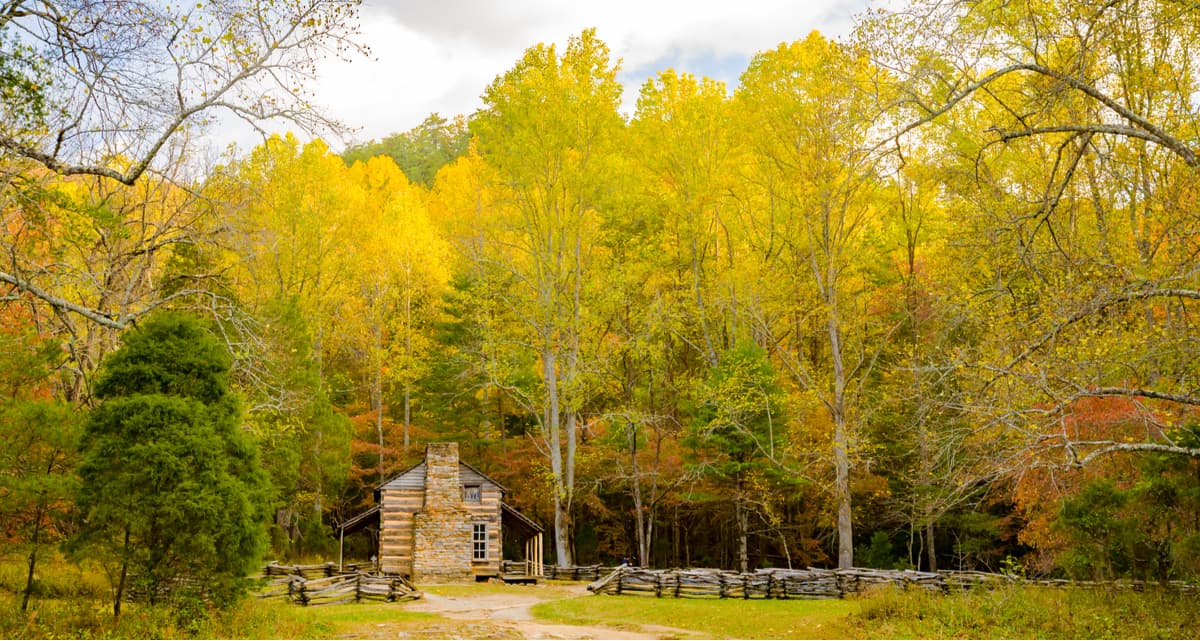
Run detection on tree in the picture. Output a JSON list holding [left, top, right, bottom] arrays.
[[870, 0, 1200, 466], [735, 32, 890, 568], [343, 156, 450, 461], [688, 342, 790, 572], [75, 313, 269, 615], [469, 28, 624, 566], [582, 69, 736, 567], [209, 134, 357, 553], [343, 113, 470, 187], [0, 317, 79, 612], [1, 162, 226, 401], [0, 0, 364, 330]]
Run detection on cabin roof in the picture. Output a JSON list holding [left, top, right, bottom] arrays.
[[375, 458, 508, 493], [501, 502, 544, 536], [338, 504, 380, 535]]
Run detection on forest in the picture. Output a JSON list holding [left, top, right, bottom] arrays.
[[3, 0, 1200, 617]]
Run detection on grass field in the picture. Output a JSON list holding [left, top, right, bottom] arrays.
[[847, 583, 1200, 639], [4, 553, 1198, 639], [532, 585, 1200, 639]]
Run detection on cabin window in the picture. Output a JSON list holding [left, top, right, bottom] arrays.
[[464, 484, 482, 503], [472, 523, 487, 560]]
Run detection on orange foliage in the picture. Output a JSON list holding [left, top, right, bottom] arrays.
[[1013, 395, 1181, 571]]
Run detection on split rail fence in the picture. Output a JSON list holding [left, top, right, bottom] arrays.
[[587, 566, 1200, 600], [539, 563, 613, 581], [259, 562, 421, 606]]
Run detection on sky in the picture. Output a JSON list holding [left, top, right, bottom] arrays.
[[226, 0, 875, 152]]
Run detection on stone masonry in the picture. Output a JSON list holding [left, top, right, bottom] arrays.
[[412, 442, 474, 582]]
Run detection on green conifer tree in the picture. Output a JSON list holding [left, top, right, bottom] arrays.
[[76, 313, 269, 616]]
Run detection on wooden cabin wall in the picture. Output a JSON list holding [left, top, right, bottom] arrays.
[[465, 485, 504, 576], [379, 486, 421, 575]]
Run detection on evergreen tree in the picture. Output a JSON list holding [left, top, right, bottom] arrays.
[[76, 313, 270, 616], [688, 342, 791, 572]]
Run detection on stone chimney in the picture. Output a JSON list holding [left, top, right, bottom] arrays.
[[422, 442, 463, 507], [412, 442, 473, 582]]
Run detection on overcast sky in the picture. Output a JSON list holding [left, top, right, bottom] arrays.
[[223, 0, 875, 152]]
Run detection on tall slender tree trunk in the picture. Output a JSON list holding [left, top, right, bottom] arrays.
[[403, 287, 412, 451], [564, 410, 578, 563], [543, 345, 572, 566], [627, 418, 649, 566], [736, 493, 749, 573], [21, 502, 44, 611], [114, 526, 130, 618], [827, 278, 854, 569], [926, 520, 937, 572], [374, 320, 385, 484]]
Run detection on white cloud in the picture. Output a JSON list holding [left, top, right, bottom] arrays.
[[205, 0, 874, 153]]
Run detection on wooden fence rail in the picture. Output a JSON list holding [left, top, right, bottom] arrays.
[[262, 562, 372, 579], [259, 568, 420, 606], [544, 564, 607, 581], [510, 564, 622, 581], [587, 566, 1200, 600]]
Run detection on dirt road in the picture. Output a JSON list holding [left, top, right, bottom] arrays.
[[343, 582, 697, 640]]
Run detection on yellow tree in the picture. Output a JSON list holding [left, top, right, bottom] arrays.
[[217, 134, 358, 378], [0, 0, 364, 333], [343, 155, 450, 475], [211, 134, 358, 549], [427, 148, 534, 458], [873, 0, 1200, 467], [734, 32, 890, 568], [619, 69, 740, 566], [469, 29, 624, 566], [1, 159, 217, 402]]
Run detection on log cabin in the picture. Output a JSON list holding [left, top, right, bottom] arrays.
[[338, 442, 544, 583]]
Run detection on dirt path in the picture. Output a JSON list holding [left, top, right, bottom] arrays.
[[346, 583, 698, 640]]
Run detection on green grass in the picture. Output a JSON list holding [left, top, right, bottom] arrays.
[[532, 593, 861, 639], [1, 591, 442, 639], [842, 584, 1200, 639], [533, 585, 1200, 640], [0, 553, 440, 639]]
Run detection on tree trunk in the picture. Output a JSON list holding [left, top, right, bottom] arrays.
[[375, 385, 385, 484], [114, 526, 130, 618], [564, 410, 578, 565], [926, 520, 937, 572], [829, 301, 854, 569], [672, 507, 681, 568], [628, 418, 648, 567], [736, 494, 749, 573], [543, 346, 572, 566], [834, 423, 853, 568], [21, 502, 44, 611], [374, 320, 386, 484], [403, 287, 412, 452], [403, 385, 411, 453]]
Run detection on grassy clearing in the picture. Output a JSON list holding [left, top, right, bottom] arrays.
[[533, 584, 1200, 640], [0, 553, 439, 639], [1, 591, 442, 639], [531, 594, 860, 639], [843, 584, 1200, 639]]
